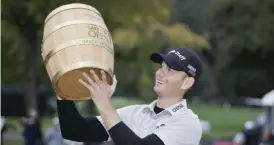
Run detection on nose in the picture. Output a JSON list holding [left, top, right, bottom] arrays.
[[156, 67, 165, 78]]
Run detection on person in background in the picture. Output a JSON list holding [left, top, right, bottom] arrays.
[[45, 116, 84, 145], [1, 116, 17, 145], [45, 117, 63, 145], [21, 108, 44, 145]]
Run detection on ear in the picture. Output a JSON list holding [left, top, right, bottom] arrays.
[[181, 77, 195, 90]]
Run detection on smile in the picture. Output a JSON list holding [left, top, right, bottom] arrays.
[[156, 80, 164, 84]]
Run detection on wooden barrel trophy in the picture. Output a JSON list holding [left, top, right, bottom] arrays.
[[41, 3, 114, 100]]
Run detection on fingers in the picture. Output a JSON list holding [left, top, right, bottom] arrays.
[[80, 69, 112, 90], [79, 78, 90, 89], [79, 69, 117, 99], [79, 70, 103, 92], [110, 75, 118, 92], [90, 70, 101, 84], [79, 78, 95, 93], [83, 72, 94, 85], [112, 75, 117, 86], [101, 70, 107, 84]]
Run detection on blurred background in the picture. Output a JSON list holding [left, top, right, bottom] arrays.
[[1, 0, 274, 145]]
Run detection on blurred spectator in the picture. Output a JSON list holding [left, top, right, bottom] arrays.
[[1, 116, 17, 145], [63, 139, 84, 145], [45, 116, 84, 145], [44, 117, 63, 145], [21, 108, 44, 145]]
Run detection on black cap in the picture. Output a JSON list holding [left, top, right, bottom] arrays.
[[150, 48, 203, 81]]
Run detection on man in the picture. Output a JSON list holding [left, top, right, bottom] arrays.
[[44, 117, 63, 145], [1, 116, 17, 145], [21, 109, 44, 145], [57, 48, 203, 145]]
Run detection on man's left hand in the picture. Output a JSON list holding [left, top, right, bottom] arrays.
[[79, 70, 117, 106], [78, 70, 121, 129]]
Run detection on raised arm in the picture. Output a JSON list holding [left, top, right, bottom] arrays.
[[56, 100, 109, 142]]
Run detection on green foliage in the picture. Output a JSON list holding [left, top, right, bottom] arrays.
[[210, 0, 274, 97], [113, 21, 210, 52], [1, 21, 26, 83], [212, 0, 274, 54]]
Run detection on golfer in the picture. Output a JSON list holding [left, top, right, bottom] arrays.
[[57, 48, 203, 145]]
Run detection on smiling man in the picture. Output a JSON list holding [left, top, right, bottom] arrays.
[[56, 48, 203, 145]]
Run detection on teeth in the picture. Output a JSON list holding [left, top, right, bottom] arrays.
[[157, 80, 163, 84]]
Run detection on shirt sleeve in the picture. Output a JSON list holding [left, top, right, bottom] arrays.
[[57, 100, 109, 142], [153, 116, 202, 145], [108, 121, 165, 145]]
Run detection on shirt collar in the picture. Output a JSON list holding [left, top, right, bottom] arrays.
[[143, 99, 188, 116]]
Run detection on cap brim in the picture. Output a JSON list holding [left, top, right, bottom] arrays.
[[150, 52, 182, 71], [150, 52, 165, 63], [150, 52, 175, 68]]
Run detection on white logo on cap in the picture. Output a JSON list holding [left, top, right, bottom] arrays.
[[168, 50, 176, 53], [168, 50, 186, 61], [187, 64, 196, 76]]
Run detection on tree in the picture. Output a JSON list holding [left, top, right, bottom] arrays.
[[209, 0, 274, 97]]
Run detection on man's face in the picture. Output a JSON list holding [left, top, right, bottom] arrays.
[[153, 62, 189, 97]]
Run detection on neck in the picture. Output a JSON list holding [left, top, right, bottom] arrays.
[[156, 95, 184, 109]]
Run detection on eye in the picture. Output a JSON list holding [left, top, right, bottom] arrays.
[[167, 68, 171, 72], [160, 64, 163, 68]]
